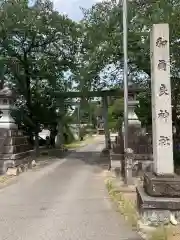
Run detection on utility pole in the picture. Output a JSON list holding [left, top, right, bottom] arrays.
[[123, 0, 128, 149]]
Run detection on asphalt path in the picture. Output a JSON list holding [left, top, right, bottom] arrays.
[[0, 136, 141, 240]]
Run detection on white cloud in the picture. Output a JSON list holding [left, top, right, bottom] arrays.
[[52, 0, 91, 20], [52, 0, 105, 20]]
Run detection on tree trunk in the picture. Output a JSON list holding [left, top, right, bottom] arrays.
[[56, 119, 64, 148], [50, 133, 55, 148], [34, 131, 40, 157], [50, 125, 57, 148], [27, 129, 34, 145]]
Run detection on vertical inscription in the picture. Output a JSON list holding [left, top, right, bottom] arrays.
[[151, 24, 174, 174], [156, 37, 168, 48], [159, 136, 170, 146], [158, 60, 167, 71], [159, 84, 169, 96], [156, 37, 170, 147], [158, 109, 169, 121]]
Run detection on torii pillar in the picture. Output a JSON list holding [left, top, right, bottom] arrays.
[[55, 98, 64, 148], [103, 96, 111, 149]]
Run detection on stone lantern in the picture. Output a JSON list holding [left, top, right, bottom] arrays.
[[0, 86, 17, 129], [121, 88, 143, 153], [0, 87, 33, 174], [121, 92, 141, 134]]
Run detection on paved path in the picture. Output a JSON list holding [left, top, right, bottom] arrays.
[[0, 137, 141, 240]]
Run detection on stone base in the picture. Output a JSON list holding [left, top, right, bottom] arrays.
[[0, 128, 34, 174], [112, 144, 123, 154], [144, 172, 180, 197], [6, 167, 19, 176], [137, 186, 180, 226], [0, 150, 34, 174], [110, 152, 153, 175]]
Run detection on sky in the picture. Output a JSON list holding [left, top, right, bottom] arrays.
[[52, 0, 101, 21]]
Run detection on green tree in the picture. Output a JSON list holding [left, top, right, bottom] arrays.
[[134, 91, 152, 128], [81, 0, 180, 135], [0, 0, 80, 155], [108, 98, 124, 131]]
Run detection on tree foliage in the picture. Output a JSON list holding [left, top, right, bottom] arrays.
[[0, 0, 80, 150], [108, 98, 124, 130], [2, 0, 180, 153], [81, 0, 180, 134], [134, 91, 152, 128]]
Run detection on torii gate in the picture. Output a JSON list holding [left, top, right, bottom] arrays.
[[54, 88, 142, 149]]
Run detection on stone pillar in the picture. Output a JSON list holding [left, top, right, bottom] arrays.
[[151, 25, 174, 175], [136, 24, 180, 226], [103, 96, 111, 149], [124, 148, 134, 185], [144, 24, 177, 196]]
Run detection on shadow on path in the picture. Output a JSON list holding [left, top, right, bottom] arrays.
[[37, 149, 110, 169]]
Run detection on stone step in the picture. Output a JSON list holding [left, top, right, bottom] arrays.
[[0, 144, 32, 154], [0, 136, 29, 146], [0, 129, 23, 137], [110, 153, 124, 160], [0, 150, 34, 160]]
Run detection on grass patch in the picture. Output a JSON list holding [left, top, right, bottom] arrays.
[[0, 174, 15, 188], [148, 225, 173, 240], [105, 178, 139, 230], [0, 175, 12, 183], [65, 135, 95, 149], [149, 227, 167, 240], [105, 177, 176, 240], [64, 141, 82, 149]]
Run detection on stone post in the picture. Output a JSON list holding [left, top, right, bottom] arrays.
[[143, 23, 179, 196], [103, 96, 111, 149], [136, 24, 180, 226], [151, 24, 174, 175], [124, 148, 134, 185]]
